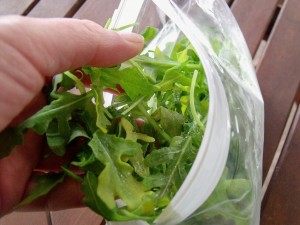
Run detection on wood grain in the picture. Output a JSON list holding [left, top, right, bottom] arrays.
[[50, 207, 103, 225], [256, 0, 300, 179], [0, 0, 299, 224], [261, 105, 300, 225], [73, 0, 120, 26], [0, 0, 34, 16], [231, 0, 279, 56], [27, 0, 81, 18], [0, 212, 48, 225]]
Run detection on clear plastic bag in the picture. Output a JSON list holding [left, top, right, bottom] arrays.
[[107, 0, 264, 224]]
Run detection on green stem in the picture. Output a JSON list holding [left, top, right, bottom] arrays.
[[133, 55, 203, 71], [137, 104, 171, 143], [104, 18, 112, 29], [64, 71, 86, 94], [190, 70, 205, 132], [121, 96, 145, 116], [112, 22, 139, 31], [159, 137, 192, 198], [129, 59, 155, 83]]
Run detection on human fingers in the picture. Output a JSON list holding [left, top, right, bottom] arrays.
[[0, 16, 144, 131]]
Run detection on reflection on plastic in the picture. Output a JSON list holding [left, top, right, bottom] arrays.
[[107, 0, 264, 224]]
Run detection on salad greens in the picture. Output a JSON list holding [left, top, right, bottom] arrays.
[[0, 27, 209, 223]]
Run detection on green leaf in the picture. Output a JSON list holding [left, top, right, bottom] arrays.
[[0, 29, 212, 224], [68, 123, 89, 142], [189, 70, 205, 131], [15, 173, 65, 209], [51, 73, 76, 95], [20, 92, 92, 134], [145, 137, 193, 199], [152, 106, 185, 138], [90, 72, 112, 133], [121, 118, 151, 177], [46, 120, 68, 156], [144, 146, 181, 168], [102, 66, 155, 100], [72, 146, 104, 174], [63, 71, 86, 94], [61, 166, 83, 182], [88, 131, 156, 220], [184, 169, 252, 225], [19, 92, 93, 154], [82, 171, 125, 221], [155, 68, 192, 92], [140, 26, 159, 42], [141, 26, 158, 42], [0, 127, 23, 158]]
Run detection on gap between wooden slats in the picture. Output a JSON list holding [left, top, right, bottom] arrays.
[[73, 0, 121, 26], [0, 211, 48, 225], [261, 94, 299, 199], [231, 0, 279, 56], [253, 3, 282, 67], [256, 0, 300, 182], [262, 83, 300, 200], [50, 208, 103, 225], [0, 0, 36, 15], [261, 95, 300, 224], [27, 0, 85, 18]]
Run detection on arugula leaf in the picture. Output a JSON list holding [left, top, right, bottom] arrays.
[[88, 130, 156, 221], [63, 71, 86, 94], [82, 171, 128, 221], [0, 127, 23, 158], [85, 66, 155, 101], [152, 106, 185, 138], [19, 92, 93, 155], [15, 172, 65, 209], [89, 72, 112, 133], [145, 137, 194, 200], [72, 146, 104, 174], [121, 117, 151, 177], [155, 67, 192, 91], [182, 169, 252, 225], [46, 120, 68, 156], [140, 26, 159, 42], [21, 92, 92, 133], [0, 29, 213, 224], [51, 72, 76, 95]]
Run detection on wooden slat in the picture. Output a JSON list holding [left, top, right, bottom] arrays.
[[27, 0, 81, 18], [73, 0, 120, 26], [0, 212, 48, 225], [256, 0, 300, 179], [134, 1, 161, 33], [231, 0, 279, 56], [50, 208, 103, 225], [261, 106, 300, 224], [0, 1, 298, 225], [0, 0, 34, 16]]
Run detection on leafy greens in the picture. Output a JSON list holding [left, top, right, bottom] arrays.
[[0, 28, 209, 223]]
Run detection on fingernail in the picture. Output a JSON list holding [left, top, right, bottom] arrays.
[[119, 32, 144, 44]]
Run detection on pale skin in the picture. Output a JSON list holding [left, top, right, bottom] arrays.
[[0, 15, 144, 217]]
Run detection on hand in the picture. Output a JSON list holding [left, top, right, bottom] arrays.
[[0, 15, 144, 217]]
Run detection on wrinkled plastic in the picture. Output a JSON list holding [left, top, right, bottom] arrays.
[[108, 0, 264, 224]]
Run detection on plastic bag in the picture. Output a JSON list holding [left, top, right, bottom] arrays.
[[107, 0, 264, 225]]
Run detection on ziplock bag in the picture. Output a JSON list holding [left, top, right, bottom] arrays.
[[107, 0, 264, 224], [0, 0, 264, 224]]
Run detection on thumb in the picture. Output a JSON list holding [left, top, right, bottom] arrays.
[[0, 16, 144, 131]]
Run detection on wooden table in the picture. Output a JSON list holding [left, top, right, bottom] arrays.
[[0, 0, 299, 224]]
